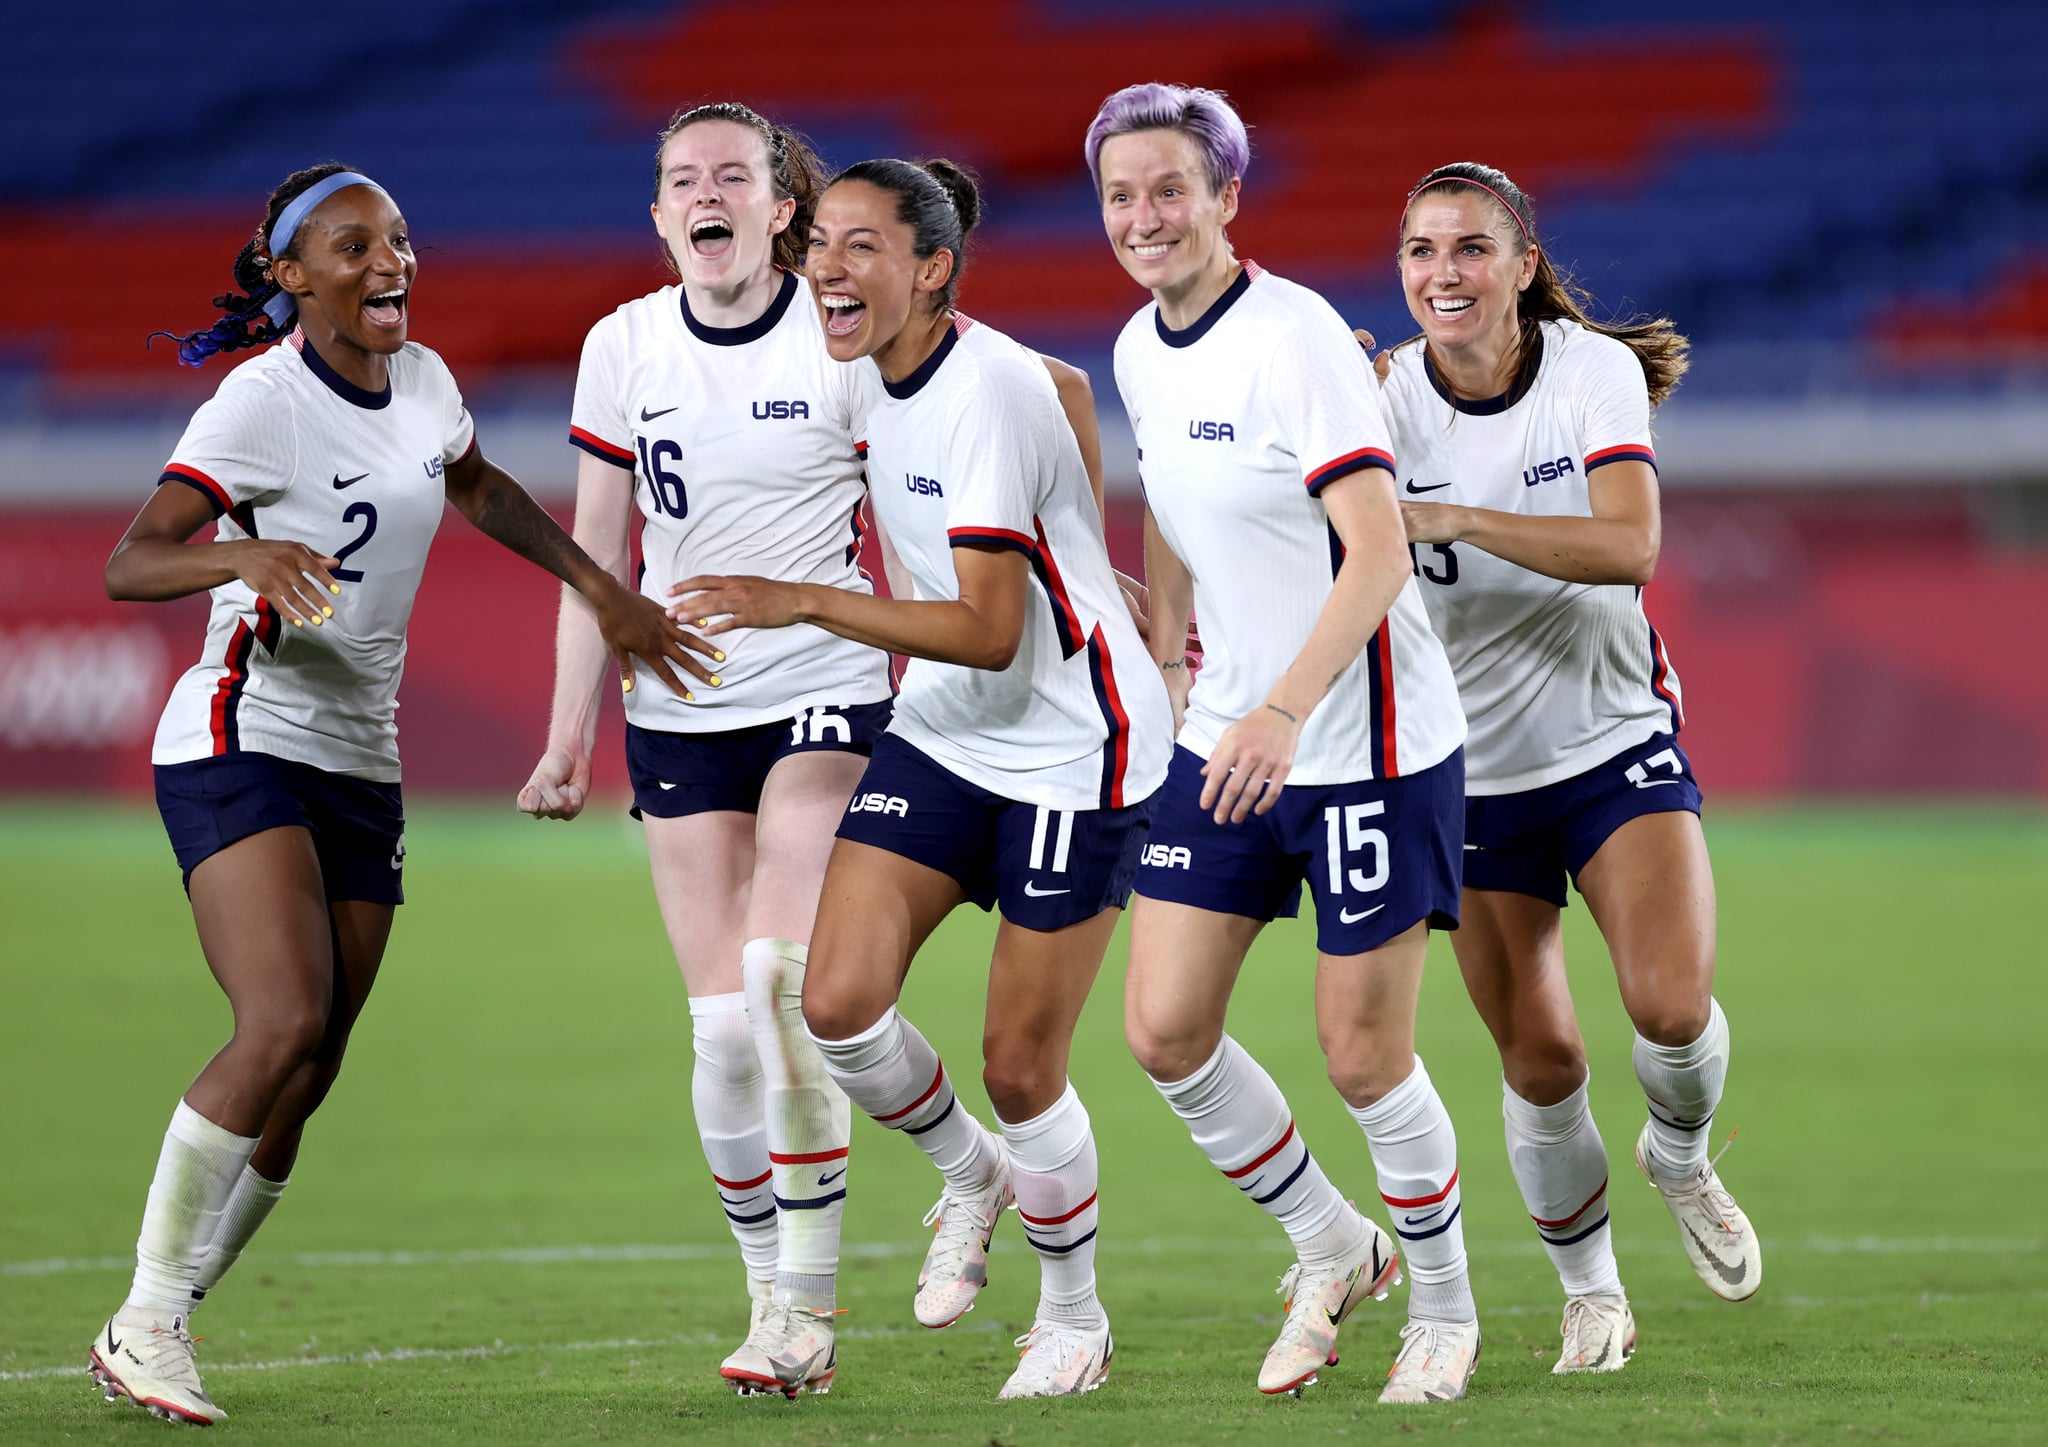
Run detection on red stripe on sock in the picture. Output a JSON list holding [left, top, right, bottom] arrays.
[[712, 1169, 772, 1191], [1018, 1191, 1098, 1226], [770, 1148, 851, 1165], [1381, 1165, 1459, 1209], [874, 1060, 946, 1124], [1223, 1121, 1296, 1179], [1530, 1177, 1609, 1230]]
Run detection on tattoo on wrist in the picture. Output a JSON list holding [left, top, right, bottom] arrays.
[[1159, 658, 1188, 671], [1264, 703, 1297, 724]]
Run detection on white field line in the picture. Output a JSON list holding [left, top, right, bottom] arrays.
[[7, 1233, 2041, 1280], [10, 1289, 2046, 1384]]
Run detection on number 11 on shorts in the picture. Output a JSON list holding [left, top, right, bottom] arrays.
[[1325, 802, 1390, 896]]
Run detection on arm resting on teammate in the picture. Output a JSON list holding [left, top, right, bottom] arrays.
[[1045, 351, 1149, 636], [106, 481, 342, 626], [1402, 458, 1660, 586], [1143, 505, 1195, 734], [1201, 467, 1410, 823], [671, 541, 1030, 671], [442, 444, 713, 698], [517, 450, 644, 820]]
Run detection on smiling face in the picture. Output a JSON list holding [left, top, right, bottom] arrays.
[[651, 118, 793, 295], [806, 178, 952, 368], [1399, 189, 1538, 354], [1097, 127, 1239, 302], [269, 184, 415, 357]]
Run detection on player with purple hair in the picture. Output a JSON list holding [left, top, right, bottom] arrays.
[[1087, 83, 1482, 1405]]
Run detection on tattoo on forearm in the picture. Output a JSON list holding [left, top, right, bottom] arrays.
[[472, 472, 581, 581], [1265, 703, 1297, 724]]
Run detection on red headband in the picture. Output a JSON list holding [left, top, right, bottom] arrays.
[[1405, 175, 1528, 239]]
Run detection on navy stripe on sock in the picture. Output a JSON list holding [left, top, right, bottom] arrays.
[[1022, 1226, 1098, 1256], [1537, 1210, 1610, 1248], [725, 1205, 777, 1225], [1647, 1105, 1714, 1132], [775, 1190, 849, 1211], [1393, 1202, 1462, 1241], [904, 1095, 957, 1136], [1249, 1150, 1310, 1206]]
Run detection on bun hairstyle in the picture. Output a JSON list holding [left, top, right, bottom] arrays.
[[831, 157, 983, 312], [653, 101, 825, 274], [149, 161, 361, 367], [1402, 160, 1690, 407]]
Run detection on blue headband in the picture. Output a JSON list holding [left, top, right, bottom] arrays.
[[260, 171, 391, 328]]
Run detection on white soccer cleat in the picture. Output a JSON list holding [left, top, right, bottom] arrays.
[[997, 1320, 1113, 1399], [1257, 1210, 1402, 1395], [87, 1309, 225, 1426], [720, 1304, 838, 1398], [1378, 1318, 1481, 1404], [1635, 1123, 1762, 1302], [1552, 1293, 1636, 1374], [914, 1147, 1015, 1329]]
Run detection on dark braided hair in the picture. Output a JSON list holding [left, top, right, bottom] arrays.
[[653, 102, 825, 275], [829, 158, 982, 313], [148, 162, 361, 367], [1399, 160, 1690, 407]]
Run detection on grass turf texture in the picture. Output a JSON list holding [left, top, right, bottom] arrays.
[[1, 801, 2042, 1444]]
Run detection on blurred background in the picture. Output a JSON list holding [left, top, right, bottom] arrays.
[[4, 0, 2045, 801]]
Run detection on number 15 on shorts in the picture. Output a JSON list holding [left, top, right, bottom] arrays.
[[1325, 802, 1390, 903]]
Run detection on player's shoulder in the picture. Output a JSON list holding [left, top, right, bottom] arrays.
[[1540, 319, 1644, 388], [390, 341, 456, 391], [584, 286, 677, 346]]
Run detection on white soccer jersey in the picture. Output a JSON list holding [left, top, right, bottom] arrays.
[[570, 269, 892, 730], [151, 330, 473, 782], [864, 315, 1170, 811], [1114, 263, 1465, 785], [1381, 318, 1685, 794]]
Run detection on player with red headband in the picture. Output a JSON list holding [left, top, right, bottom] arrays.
[[1376, 159, 1759, 1376]]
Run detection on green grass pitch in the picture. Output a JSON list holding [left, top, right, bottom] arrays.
[[2, 801, 2043, 1443]]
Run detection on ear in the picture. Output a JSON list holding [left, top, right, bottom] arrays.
[[767, 194, 797, 237], [1217, 175, 1242, 228], [1517, 244, 1540, 293], [268, 252, 309, 299], [914, 247, 956, 299]]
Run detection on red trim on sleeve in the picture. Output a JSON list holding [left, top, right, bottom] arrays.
[[569, 426, 634, 467], [160, 464, 231, 516], [1584, 444, 1657, 473], [1305, 447, 1396, 495], [452, 429, 479, 466]]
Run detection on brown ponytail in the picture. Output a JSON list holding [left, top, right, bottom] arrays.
[[1402, 161, 1690, 408]]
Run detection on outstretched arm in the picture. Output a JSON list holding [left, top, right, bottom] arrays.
[[1403, 460, 1660, 586], [105, 482, 340, 624], [442, 445, 715, 698]]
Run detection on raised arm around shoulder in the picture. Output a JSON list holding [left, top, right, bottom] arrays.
[[1041, 353, 1107, 521]]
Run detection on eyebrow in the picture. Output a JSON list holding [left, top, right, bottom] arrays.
[[810, 225, 884, 239], [1403, 231, 1498, 246], [667, 159, 755, 176]]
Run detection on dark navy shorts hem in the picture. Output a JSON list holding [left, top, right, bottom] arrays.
[[154, 753, 405, 905], [627, 700, 893, 820], [1464, 733, 1703, 909], [1134, 745, 1464, 955], [835, 733, 1157, 931]]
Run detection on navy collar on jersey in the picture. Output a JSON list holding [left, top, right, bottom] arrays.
[[296, 332, 392, 410], [680, 268, 798, 346], [1422, 328, 1545, 416], [1154, 265, 1252, 348], [880, 315, 963, 400]]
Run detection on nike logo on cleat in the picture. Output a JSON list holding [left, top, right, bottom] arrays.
[[104, 1326, 121, 1356], [332, 472, 368, 490], [640, 406, 678, 421], [1683, 1221, 1750, 1286]]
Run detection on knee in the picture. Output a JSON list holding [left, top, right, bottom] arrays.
[[1124, 1014, 1219, 1085], [981, 1048, 1060, 1124], [1321, 1030, 1412, 1111], [1501, 1039, 1588, 1107], [237, 997, 330, 1078], [800, 981, 884, 1046], [1629, 997, 1710, 1048]]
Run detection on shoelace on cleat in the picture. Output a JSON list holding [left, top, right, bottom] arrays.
[[1386, 1320, 1454, 1382], [1557, 1299, 1619, 1364]]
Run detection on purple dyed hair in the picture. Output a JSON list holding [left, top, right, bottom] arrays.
[[1083, 83, 1250, 197]]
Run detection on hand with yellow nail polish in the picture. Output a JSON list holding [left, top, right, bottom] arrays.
[[219, 539, 343, 629], [666, 574, 809, 636], [587, 576, 718, 701]]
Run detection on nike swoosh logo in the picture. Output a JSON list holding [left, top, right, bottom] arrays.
[[640, 405, 678, 421], [1324, 1263, 1365, 1325], [332, 472, 368, 490], [1405, 1207, 1445, 1227], [1683, 1220, 1750, 1287], [105, 1325, 122, 1356], [1634, 779, 1681, 789], [1405, 479, 1452, 495], [1338, 904, 1384, 924], [657, 781, 676, 790], [818, 1167, 846, 1187], [1023, 882, 1070, 897]]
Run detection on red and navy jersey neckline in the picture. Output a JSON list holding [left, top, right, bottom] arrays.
[[291, 329, 392, 410]]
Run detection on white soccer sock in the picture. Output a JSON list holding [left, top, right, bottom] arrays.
[[808, 1007, 1000, 1196], [1153, 1036, 1359, 1265], [1633, 998, 1729, 1182], [1348, 1056, 1475, 1324], [741, 938, 850, 1312], [1503, 1078, 1623, 1299], [1001, 1082, 1104, 1329], [125, 1100, 260, 1317], [190, 1165, 288, 1308], [690, 992, 777, 1286]]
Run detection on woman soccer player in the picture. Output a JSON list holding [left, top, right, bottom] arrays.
[[1379, 160, 1759, 1374], [91, 163, 700, 1426], [1089, 84, 1481, 1404], [514, 103, 1124, 1399], [675, 157, 1170, 1399]]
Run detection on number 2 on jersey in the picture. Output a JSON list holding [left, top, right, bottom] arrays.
[[331, 501, 378, 582], [636, 437, 689, 519]]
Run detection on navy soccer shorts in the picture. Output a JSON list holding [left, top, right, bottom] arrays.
[[626, 700, 893, 820], [1134, 745, 1463, 955], [1464, 732, 1704, 908], [834, 733, 1158, 931], [155, 752, 406, 905]]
